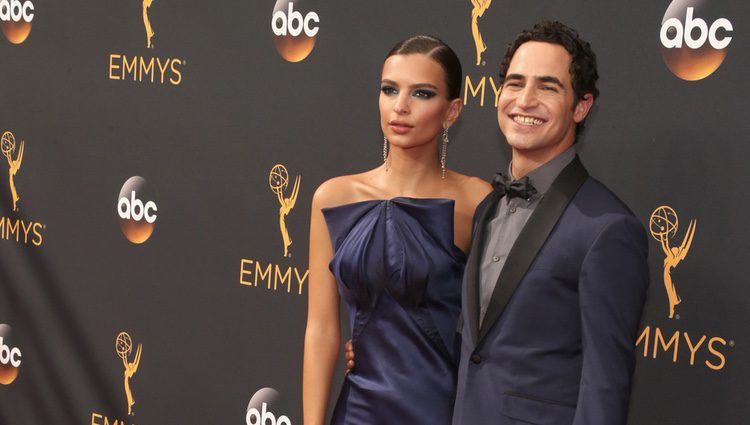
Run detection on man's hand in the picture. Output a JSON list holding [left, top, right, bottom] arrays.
[[344, 339, 354, 372]]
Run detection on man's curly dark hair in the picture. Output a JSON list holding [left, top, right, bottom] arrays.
[[499, 20, 599, 134]]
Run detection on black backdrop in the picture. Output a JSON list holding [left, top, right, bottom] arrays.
[[0, 1, 747, 424]]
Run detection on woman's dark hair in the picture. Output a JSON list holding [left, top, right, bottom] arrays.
[[385, 35, 462, 100], [499, 21, 599, 134]]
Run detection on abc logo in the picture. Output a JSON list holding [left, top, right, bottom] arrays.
[[660, 0, 733, 81], [0, 0, 34, 44], [271, 0, 320, 62], [246, 402, 291, 425], [246, 388, 291, 425], [117, 176, 158, 244], [0, 324, 22, 385]]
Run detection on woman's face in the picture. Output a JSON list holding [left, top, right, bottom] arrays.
[[379, 54, 458, 151]]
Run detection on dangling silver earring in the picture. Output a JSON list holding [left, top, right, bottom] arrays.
[[383, 136, 390, 171], [440, 128, 449, 179]]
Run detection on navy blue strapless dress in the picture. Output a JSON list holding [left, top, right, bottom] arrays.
[[322, 197, 465, 425]]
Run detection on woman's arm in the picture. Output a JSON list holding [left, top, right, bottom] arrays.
[[303, 186, 341, 425]]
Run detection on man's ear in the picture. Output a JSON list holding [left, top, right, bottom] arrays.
[[573, 93, 593, 123]]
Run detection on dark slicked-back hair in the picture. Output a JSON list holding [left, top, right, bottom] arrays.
[[386, 35, 462, 100], [499, 21, 599, 134]]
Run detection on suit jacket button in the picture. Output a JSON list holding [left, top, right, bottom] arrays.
[[470, 354, 482, 364]]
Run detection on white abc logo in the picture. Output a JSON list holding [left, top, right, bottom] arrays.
[[272, 2, 319, 37], [246, 402, 291, 425], [0, 337, 22, 368], [660, 7, 732, 49], [0, 0, 34, 23], [118, 191, 158, 223]]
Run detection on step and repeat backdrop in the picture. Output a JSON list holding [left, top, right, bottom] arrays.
[[0, 0, 747, 424]]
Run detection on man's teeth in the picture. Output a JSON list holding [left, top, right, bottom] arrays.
[[513, 116, 544, 125]]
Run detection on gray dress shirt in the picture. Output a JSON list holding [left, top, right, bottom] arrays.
[[479, 147, 576, 324]]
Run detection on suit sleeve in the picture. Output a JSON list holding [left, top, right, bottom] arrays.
[[573, 215, 649, 425]]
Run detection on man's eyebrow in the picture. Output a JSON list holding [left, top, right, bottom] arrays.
[[537, 76, 564, 87], [504, 73, 524, 81]]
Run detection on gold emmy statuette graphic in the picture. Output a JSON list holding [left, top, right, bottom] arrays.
[[2, 131, 24, 212], [116, 332, 142, 416], [649, 206, 697, 319], [142, 0, 155, 48], [470, 0, 492, 66], [269, 164, 301, 258]]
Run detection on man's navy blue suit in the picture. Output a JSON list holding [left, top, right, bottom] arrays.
[[452, 157, 649, 425]]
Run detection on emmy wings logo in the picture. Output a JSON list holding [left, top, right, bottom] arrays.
[[108, 0, 185, 85], [636, 205, 734, 372], [0, 130, 44, 246], [91, 331, 142, 424], [271, 0, 320, 62], [659, 0, 733, 81], [0, 324, 22, 385], [0, 0, 34, 45], [2, 131, 23, 213], [269, 164, 300, 258], [246, 388, 292, 425], [116, 332, 142, 416], [240, 164, 308, 296], [141, 0, 155, 49], [464, 0, 502, 108], [117, 176, 158, 244], [649, 205, 697, 319], [470, 0, 492, 66]]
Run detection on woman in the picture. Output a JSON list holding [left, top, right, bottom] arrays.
[[303, 35, 491, 425]]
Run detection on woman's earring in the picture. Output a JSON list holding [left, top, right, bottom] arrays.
[[383, 136, 390, 171], [441, 128, 449, 179]]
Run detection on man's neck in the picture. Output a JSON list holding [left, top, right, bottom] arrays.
[[511, 142, 575, 178]]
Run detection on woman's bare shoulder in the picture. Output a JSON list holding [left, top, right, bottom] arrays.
[[448, 171, 493, 208], [312, 171, 379, 210]]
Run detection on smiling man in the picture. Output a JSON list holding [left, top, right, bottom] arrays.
[[452, 21, 649, 425]]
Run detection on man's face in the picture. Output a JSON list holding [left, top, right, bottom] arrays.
[[497, 41, 591, 164]]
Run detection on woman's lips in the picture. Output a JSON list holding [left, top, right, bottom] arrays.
[[389, 122, 413, 135]]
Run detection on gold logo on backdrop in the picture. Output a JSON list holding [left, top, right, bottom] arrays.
[[107, 0, 184, 85], [142, 0, 155, 48], [2, 131, 24, 212], [115, 332, 142, 416], [649, 206, 697, 319], [269, 164, 300, 257], [470, 0, 492, 66]]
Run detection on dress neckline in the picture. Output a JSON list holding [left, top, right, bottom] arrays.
[[321, 197, 467, 260], [321, 196, 454, 213]]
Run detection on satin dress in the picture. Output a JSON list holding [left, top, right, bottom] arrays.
[[322, 197, 465, 425]]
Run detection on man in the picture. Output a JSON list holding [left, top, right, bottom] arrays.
[[452, 20, 648, 425], [347, 21, 648, 425]]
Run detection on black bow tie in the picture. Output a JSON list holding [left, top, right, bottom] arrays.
[[492, 172, 538, 200]]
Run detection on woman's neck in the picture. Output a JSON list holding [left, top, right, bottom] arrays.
[[379, 142, 443, 196]]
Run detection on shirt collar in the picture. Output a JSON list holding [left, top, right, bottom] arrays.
[[508, 146, 576, 196]]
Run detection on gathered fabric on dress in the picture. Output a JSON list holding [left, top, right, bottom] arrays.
[[323, 197, 465, 425]]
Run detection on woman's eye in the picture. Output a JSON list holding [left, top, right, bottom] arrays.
[[381, 86, 397, 96], [413, 89, 437, 99]]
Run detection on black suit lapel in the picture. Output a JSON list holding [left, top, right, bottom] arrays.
[[465, 190, 502, 347], [477, 156, 589, 343]]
